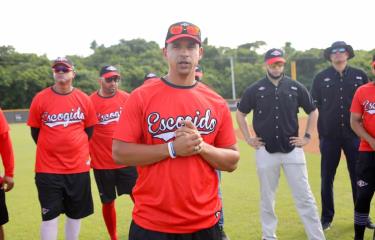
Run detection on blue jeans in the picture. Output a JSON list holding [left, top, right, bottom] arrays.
[[216, 170, 224, 227], [320, 137, 359, 223]]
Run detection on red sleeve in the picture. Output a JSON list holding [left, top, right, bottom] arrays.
[[27, 95, 42, 128], [113, 91, 143, 143], [214, 103, 237, 148], [0, 109, 9, 134], [85, 96, 98, 127], [0, 132, 15, 177], [350, 88, 363, 114]]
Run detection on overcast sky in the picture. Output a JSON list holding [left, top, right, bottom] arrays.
[[1, 0, 373, 59]]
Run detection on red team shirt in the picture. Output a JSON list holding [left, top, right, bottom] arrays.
[[113, 79, 236, 233], [27, 87, 97, 174], [0, 109, 14, 180], [89, 90, 129, 169], [350, 82, 375, 151]]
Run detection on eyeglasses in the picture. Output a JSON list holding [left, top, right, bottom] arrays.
[[331, 48, 346, 54], [169, 24, 200, 36], [53, 66, 72, 73], [104, 76, 120, 83]]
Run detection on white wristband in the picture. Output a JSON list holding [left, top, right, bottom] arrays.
[[167, 142, 177, 159]]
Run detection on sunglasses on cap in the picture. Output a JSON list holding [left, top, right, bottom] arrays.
[[53, 65, 72, 73], [104, 76, 120, 83], [331, 48, 346, 54], [169, 24, 200, 36]]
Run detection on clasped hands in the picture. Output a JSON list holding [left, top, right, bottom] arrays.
[[173, 120, 204, 157]]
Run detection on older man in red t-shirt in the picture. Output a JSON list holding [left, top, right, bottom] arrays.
[[27, 57, 97, 240]]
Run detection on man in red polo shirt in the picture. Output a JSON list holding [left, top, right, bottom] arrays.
[[27, 57, 97, 240], [350, 55, 375, 240], [0, 108, 15, 240], [112, 22, 240, 240], [89, 65, 137, 240]]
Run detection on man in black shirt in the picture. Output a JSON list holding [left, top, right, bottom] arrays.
[[237, 49, 325, 240], [311, 41, 372, 231]]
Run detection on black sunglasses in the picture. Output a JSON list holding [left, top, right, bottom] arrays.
[[104, 76, 120, 83], [53, 66, 72, 73]]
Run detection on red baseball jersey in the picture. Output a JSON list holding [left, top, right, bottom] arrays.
[[350, 82, 375, 151], [89, 90, 129, 169], [0, 108, 14, 179], [27, 87, 97, 173], [113, 78, 236, 233]]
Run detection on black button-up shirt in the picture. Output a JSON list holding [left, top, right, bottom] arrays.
[[311, 66, 368, 139], [238, 75, 316, 153]]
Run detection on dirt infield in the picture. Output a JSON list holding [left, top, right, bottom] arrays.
[[235, 117, 320, 154]]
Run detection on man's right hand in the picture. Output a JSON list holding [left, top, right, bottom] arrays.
[[1, 176, 14, 192], [246, 137, 265, 149]]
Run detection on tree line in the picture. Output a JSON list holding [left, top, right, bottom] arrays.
[[0, 40, 374, 109]]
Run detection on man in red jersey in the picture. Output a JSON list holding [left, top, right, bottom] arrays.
[[0, 108, 15, 240], [89, 65, 137, 240], [112, 21, 240, 240], [27, 57, 97, 240], [351, 55, 375, 240]]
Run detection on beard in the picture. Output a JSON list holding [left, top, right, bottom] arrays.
[[267, 70, 283, 80]]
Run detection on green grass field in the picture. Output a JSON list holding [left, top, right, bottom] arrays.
[[4, 123, 375, 239]]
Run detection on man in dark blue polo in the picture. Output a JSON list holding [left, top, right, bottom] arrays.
[[311, 41, 372, 231], [237, 48, 325, 240]]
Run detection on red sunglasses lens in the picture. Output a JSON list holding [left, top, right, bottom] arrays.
[[186, 25, 200, 36], [170, 25, 183, 35]]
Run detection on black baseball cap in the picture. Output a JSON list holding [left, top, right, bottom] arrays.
[[195, 66, 203, 81], [100, 65, 120, 79], [165, 22, 201, 45], [52, 57, 74, 69], [264, 48, 286, 65], [144, 72, 157, 81]]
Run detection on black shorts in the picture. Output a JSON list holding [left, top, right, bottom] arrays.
[[93, 166, 138, 203], [35, 172, 94, 221], [129, 221, 221, 240], [356, 152, 375, 192], [0, 189, 9, 225]]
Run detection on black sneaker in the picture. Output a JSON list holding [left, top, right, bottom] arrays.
[[322, 221, 331, 231], [366, 218, 375, 229], [219, 226, 230, 240]]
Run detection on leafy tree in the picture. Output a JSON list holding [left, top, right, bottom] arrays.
[[0, 41, 374, 109]]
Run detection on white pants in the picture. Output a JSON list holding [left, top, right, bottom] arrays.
[[256, 147, 325, 240]]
